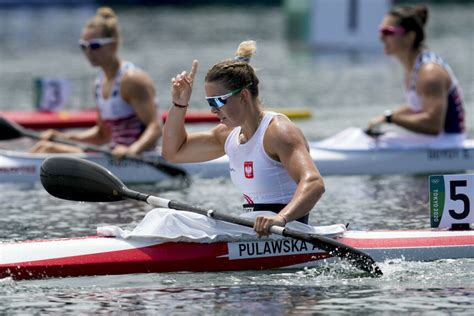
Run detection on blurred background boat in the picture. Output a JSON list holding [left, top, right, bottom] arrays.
[[0, 0, 471, 142]]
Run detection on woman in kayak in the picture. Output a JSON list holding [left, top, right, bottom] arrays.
[[367, 4, 465, 138], [30, 7, 161, 159], [162, 40, 325, 237]]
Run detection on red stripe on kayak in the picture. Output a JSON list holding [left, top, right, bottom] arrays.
[[1, 241, 330, 280], [1, 108, 310, 129], [0, 110, 98, 129], [0, 110, 219, 129], [338, 235, 474, 248]]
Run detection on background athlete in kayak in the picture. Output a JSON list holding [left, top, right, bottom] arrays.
[[162, 40, 325, 237], [367, 4, 466, 138], [30, 7, 161, 159]]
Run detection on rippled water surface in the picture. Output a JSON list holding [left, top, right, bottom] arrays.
[[1, 3, 474, 314]]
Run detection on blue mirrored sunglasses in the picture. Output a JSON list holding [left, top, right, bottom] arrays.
[[206, 83, 252, 109], [78, 38, 115, 51]]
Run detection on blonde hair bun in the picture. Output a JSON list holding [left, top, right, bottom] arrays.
[[234, 40, 256, 62]]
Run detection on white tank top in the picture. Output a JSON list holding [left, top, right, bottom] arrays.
[[95, 62, 148, 147], [224, 111, 297, 204]]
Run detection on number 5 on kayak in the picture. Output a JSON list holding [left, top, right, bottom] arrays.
[[430, 174, 474, 230]]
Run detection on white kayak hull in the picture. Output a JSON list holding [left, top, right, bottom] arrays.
[[313, 143, 474, 175], [312, 127, 474, 175], [1, 229, 473, 280], [1, 129, 473, 184], [0, 149, 229, 184]]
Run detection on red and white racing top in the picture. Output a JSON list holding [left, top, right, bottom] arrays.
[[95, 61, 151, 148], [224, 111, 297, 204]]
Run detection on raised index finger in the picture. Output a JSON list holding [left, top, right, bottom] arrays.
[[189, 59, 198, 81]]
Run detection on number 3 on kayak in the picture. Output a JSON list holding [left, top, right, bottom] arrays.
[[430, 174, 474, 229]]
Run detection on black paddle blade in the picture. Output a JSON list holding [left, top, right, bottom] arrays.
[[364, 128, 385, 138], [284, 228, 383, 277], [331, 246, 383, 277], [40, 156, 126, 202], [0, 117, 25, 140]]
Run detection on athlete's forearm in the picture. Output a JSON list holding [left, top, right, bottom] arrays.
[[162, 104, 188, 161]]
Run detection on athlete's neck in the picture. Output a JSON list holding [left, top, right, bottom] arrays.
[[397, 48, 422, 74], [101, 58, 122, 80], [239, 108, 264, 144]]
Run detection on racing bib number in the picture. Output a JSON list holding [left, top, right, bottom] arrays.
[[429, 174, 474, 228]]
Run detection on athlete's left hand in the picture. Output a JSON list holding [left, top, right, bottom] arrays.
[[111, 145, 131, 160], [367, 115, 385, 131], [254, 214, 286, 238]]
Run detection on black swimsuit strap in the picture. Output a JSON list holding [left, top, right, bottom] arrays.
[[242, 203, 309, 224]]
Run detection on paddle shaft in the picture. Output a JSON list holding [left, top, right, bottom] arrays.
[[11, 120, 188, 179], [39, 156, 382, 277], [122, 189, 383, 276]]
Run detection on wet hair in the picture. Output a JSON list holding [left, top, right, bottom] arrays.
[[205, 40, 259, 98], [85, 7, 120, 40], [389, 4, 429, 49]]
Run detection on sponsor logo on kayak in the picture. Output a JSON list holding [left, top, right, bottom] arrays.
[[0, 166, 36, 173], [228, 239, 323, 259], [427, 149, 471, 161], [244, 161, 254, 179]]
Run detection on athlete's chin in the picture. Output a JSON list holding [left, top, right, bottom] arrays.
[[87, 59, 100, 67], [380, 42, 390, 54], [384, 47, 393, 56], [220, 118, 237, 128]]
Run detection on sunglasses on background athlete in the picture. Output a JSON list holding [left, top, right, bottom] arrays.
[[379, 26, 406, 36], [78, 38, 115, 51], [206, 83, 253, 109]]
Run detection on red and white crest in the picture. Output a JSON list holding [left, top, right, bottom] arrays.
[[244, 161, 254, 179]]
